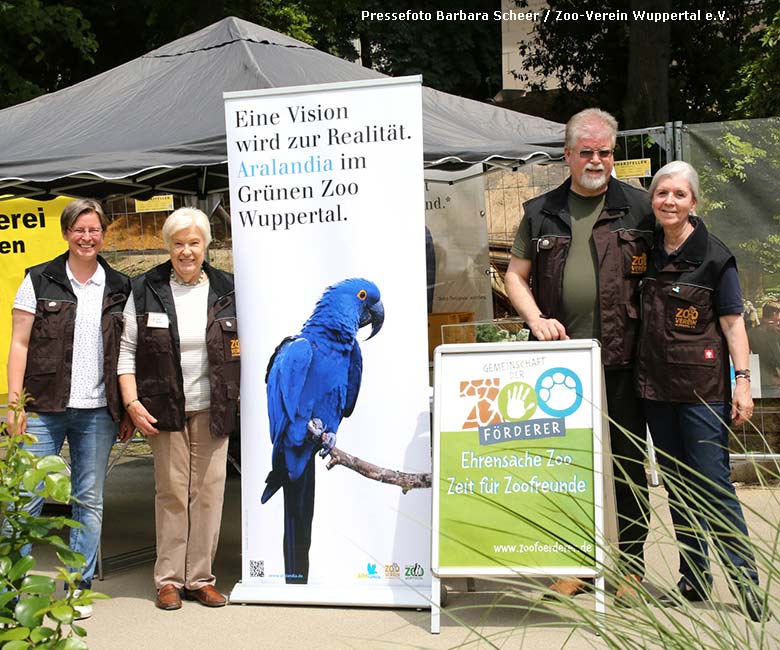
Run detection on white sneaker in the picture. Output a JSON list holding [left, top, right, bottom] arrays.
[[72, 589, 93, 620]]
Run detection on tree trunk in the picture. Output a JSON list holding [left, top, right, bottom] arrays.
[[623, 0, 671, 128], [359, 32, 372, 69]]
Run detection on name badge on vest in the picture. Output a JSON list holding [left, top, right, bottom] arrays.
[[147, 312, 170, 328]]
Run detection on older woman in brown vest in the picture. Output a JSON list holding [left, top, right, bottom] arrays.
[[635, 161, 766, 621], [118, 207, 240, 611]]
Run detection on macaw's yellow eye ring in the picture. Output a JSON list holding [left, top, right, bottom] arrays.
[[357, 289, 367, 300]]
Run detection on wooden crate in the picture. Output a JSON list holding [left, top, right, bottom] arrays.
[[428, 312, 474, 361]]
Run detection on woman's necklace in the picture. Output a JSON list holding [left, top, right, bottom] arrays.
[[170, 267, 204, 286], [664, 221, 694, 253]]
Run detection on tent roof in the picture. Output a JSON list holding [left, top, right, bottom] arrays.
[[0, 17, 564, 199]]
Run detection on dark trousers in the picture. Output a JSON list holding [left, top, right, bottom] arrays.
[[645, 400, 758, 589], [605, 368, 650, 577]]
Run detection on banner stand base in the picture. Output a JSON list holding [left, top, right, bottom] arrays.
[[230, 581, 431, 608]]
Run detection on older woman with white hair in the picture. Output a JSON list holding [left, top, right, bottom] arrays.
[[118, 207, 240, 611], [635, 161, 766, 621]]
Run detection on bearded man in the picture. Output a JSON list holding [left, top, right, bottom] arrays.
[[505, 108, 654, 603]]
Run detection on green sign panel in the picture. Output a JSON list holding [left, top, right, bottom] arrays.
[[433, 341, 603, 575]]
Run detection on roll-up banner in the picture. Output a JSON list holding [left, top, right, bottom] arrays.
[[224, 77, 432, 606], [0, 197, 74, 402]]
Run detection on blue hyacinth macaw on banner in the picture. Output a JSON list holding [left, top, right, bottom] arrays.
[[262, 278, 384, 584]]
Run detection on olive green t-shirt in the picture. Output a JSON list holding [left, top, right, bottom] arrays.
[[511, 191, 605, 340], [562, 191, 604, 340]]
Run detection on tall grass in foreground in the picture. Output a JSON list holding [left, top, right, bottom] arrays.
[[430, 408, 780, 650]]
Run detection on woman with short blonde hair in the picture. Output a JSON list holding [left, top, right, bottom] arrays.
[[119, 207, 240, 611]]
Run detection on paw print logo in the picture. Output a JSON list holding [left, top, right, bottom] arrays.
[[497, 382, 537, 421], [535, 368, 582, 418]]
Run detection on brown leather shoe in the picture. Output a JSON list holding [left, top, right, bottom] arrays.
[[614, 573, 643, 607], [183, 584, 227, 607], [543, 577, 590, 600], [155, 584, 182, 610]]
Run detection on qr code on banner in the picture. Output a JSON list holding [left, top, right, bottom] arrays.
[[249, 560, 264, 578]]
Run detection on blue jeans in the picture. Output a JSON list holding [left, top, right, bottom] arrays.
[[645, 400, 758, 590], [23, 408, 117, 589]]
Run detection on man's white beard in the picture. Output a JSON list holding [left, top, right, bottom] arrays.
[[578, 167, 607, 191]]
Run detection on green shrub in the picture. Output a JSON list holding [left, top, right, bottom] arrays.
[[0, 395, 106, 649]]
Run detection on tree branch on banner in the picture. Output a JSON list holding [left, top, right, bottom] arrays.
[[324, 447, 431, 493]]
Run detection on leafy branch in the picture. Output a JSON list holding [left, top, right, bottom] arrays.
[[0, 393, 106, 649]]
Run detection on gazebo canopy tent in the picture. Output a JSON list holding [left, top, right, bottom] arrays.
[[0, 17, 564, 200]]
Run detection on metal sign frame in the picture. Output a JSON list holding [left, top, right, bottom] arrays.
[[430, 340, 606, 633]]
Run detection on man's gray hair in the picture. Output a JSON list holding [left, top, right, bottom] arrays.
[[162, 207, 213, 250], [649, 160, 701, 203], [565, 108, 619, 149]]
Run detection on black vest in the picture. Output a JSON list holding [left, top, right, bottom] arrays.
[[24, 252, 130, 419], [635, 218, 735, 403], [522, 177, 654, 367], [131, 261, 240, 436]]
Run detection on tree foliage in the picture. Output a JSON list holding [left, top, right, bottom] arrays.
[[731, 5, 780, 119], [61, 0, 315, 87], [343, 0, 502, 100], [513, 0, 774, 126], [2, 1, 501, 111], [686, 118, 780, 285], [0, 0, 97, 108]]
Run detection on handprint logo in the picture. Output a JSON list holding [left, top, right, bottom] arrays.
[[498, 382, 537, 421]]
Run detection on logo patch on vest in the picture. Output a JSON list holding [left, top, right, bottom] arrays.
[[704, 348, 715, 360], [230, 338, 241, 358], [631, 252, 647, 274], [674, 305, 699, 329]]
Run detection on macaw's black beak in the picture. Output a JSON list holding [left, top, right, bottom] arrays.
[[360, 299, 385, 340]]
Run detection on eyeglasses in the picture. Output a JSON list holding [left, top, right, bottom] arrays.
[[577, 149, 614, 160], [69, 228, 103, 236]]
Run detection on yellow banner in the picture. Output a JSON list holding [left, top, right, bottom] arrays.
[[134, 194, 173, 213], [614, 158, 652, 179], [0, 197, 74, 398]]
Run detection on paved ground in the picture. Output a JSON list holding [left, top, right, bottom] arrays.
[[32, 454, 780, 650]]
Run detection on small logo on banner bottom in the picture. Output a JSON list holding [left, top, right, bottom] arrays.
[[384, 563, 400, 578], [358, 562, 382, 579], [404, 563, 425, 579]]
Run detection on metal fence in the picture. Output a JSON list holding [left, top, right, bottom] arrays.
[[99, 195, 235, 277]]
